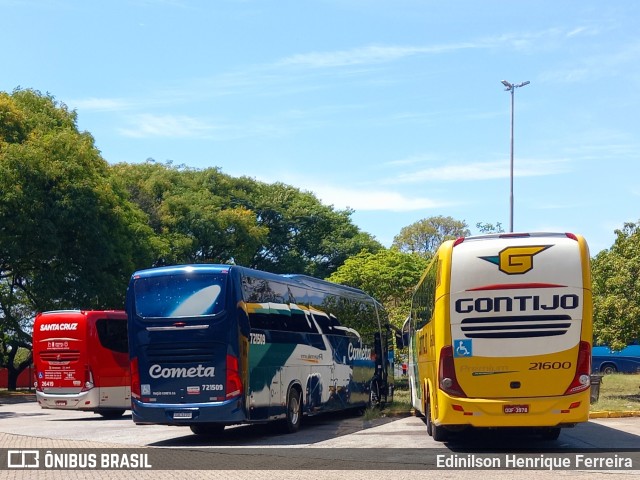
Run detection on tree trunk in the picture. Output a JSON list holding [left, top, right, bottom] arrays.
[[7, 367, 19, 391]]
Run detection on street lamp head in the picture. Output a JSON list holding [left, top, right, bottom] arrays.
[[501, 80, 512, 90]]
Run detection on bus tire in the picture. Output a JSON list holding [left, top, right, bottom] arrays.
[[425, 394, 433, 436], [282, 387, 302, 434], [97, 409, 125, 418], [190, 423, 225, 435], [601, 363, 617, 375], [426, 396, 448, 442]]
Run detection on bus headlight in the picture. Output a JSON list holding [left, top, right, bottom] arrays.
[[85, 381, 94, 389], [579, 374, 590, 386], [441, 378, 453, 389]]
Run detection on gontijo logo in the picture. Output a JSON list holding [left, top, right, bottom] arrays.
[[480, 245, 551, 275]]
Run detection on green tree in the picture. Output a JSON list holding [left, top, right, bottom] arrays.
[[327, 248, 428, 328], [392, 215, 470, 256], [475, 221, 505, 234], [591, 222, 640, 350], [113, 162, 379, 278], [0, 89, 157, 389], [112, 161, 270, 267], [239, 181, 382, 278]]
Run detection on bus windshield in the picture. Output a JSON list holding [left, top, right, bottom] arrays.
[[133, 274, 226, 318]]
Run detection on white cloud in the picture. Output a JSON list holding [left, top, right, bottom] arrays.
[[274, 30, 576, 71], [69, 97, 133, 111], [305, 185, 449, 212], [249, 171, 450, 212], [276, 43, 476, 69], [389, 159, 571, 184], [117, 114, 220, 138]]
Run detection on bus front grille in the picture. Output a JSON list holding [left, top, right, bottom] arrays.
[[460, 315, 572, 339], [40, 351, 81, 362], [144, 343, 217, 364]]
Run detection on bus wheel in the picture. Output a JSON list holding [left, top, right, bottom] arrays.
[[97, 409, 125, 418], [424, 395, 433, 436], [282, 388, 302, 433], [426, 397, 447, 442], [601, 363, 617, 375], [190, 423, 225, 435]]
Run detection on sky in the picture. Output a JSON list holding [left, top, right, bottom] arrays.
[[3, 0, 640, 255]]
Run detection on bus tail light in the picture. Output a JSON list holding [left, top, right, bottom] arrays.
[[564, 341, 591, 395], [131, 357, 141, 399], [81, 365, 94, 391], [439, 345, 466, 398], [226, 354, 243, 399]]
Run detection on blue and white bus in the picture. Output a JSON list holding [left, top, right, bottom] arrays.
[[126, 264, 394, 434]]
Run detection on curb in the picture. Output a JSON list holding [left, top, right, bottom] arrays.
[[589, 411, 640, 419]]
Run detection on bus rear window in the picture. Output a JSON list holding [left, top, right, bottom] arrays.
[[133, 274, 226, 318]]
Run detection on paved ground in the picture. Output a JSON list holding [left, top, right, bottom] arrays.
[[2, 393, 640, 479]]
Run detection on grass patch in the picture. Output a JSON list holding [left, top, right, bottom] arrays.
[[591, 373, 640, 412], [387, 386, 411, 413]]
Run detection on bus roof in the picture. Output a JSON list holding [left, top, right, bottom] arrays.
[[37, 310, 125, 317], [130, 264, 377, 304], [454, 232, 579, 244]]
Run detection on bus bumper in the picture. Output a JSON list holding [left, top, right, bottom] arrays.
[[36, 389, 101, 410], [435, 390, 590, 428], [131, 397, 247, 426]]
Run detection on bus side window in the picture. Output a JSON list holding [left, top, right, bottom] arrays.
[[96, 319, 128, 354], [413, 259, 438, 330]]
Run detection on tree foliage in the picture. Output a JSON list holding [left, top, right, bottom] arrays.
[[114, 162, 382, 278], [392, 215, 470, 256], [327, 248, 428, 328], [0, 89, 157, 388], [475, 221, 505, 234], [591, 222, 640, 350], [239, 180, 382, 278]]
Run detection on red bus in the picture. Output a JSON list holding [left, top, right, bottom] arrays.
[[33, 310, 131, 418]]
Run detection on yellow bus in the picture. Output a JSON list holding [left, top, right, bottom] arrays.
[[405, 232, 592, 441]]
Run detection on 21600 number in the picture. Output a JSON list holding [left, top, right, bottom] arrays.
[[529, 361, 571, 370]]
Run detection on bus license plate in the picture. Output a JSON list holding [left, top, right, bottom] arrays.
[[503, 404, 529, 414], [55, 400, 67, 406], [173, 411, 193, 419]]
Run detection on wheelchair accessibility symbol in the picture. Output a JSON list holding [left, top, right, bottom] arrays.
[[454, 339, 473, 357]]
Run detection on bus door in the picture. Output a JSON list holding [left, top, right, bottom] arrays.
[[449, 235, 588, 399], [92, 313, 131, 408], [130, 272, 234, 410]]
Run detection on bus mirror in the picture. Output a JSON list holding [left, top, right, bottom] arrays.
[[395, 331, 405, 349]]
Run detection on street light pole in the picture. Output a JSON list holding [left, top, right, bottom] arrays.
[[501, 80, 530, 233]]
